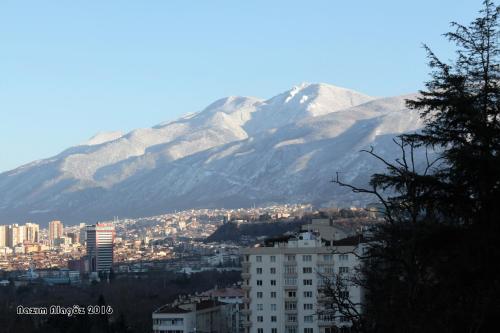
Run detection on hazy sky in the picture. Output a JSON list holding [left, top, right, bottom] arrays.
[[0, 0, 480, 172]]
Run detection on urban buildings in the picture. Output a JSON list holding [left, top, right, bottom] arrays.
[[0, 222, 41, 248], [240, 229, 364, 333], [49, 220, 64, 245], [0, 225, 7, 247], [153, 287, 245, 333], [86, 223, 115, 273], [25, 223, 40, 243]]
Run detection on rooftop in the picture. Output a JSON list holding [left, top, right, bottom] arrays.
[[200, 287, 244, 298], [154, 299, 223, 314]]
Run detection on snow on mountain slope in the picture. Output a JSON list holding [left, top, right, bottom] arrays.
[[0, 84, 422, 225], [82, 131, 124, 146], [243, 83, 374, 134]]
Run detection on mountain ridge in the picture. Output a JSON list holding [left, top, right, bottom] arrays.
[[0, 83, 422, 225]]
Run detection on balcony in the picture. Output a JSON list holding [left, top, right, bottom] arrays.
[[241, 272, 251, 279], [243, 297, 251, 303], [241, 320, 252, 327], [242, 262, 251, 268], [317, 318, 336, 326], [284, 308, 298, 314], [242, 284, 251, 291]]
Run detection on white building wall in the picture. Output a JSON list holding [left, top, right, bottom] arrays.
[[242, 234, 363, 333]]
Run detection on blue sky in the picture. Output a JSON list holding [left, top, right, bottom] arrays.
[[0, 0, 480, 172]]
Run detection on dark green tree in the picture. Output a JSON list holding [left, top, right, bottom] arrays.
[[331, 1, 500, 332]]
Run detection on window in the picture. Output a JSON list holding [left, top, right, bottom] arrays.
[[304, 327, 314, 333], [322, 266, 334, 274], [256, 256, 262, 262], [304, 315, 313, 323], [270, 255, 276, 262], [285, 278, 297, 286], [304, 303, 313, 310], [287, 291, 296, 298], [287, 314, 297, 322], [339, 254, 348, 261], [258, 329, 263, 333], [286, 255, 296, 262], [323, 254, 333, 261], [271, 304, 277, 311], [272, 329, 278, 333], [302, 255, 312, 262], [304, 291, 313, 298], [271, 291, 277, 298], [285, 301, 297, 310], [271, 280, 276, 286], [256, 267, 263, 274], [325, 328, 333, 333], [319, 314, 335, 322], [257, 304, 263, 311], [257, 316, 263, 322], [303, 267, 313, 274], [285, 265, 297, 274], [286, 326, 297, 333], [339, 267, 349, 274], [271, 316, 277, 322], [340, 291, 350, 299], [257, 280, 263, 286], [257, 292, 263, 298], [303, 279, 313, 286], [270, 267, 276, 274]]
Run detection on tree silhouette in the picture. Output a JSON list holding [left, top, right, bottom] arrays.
[[329, 1, 500, 332]]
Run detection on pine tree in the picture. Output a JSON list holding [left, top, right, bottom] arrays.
[[331, 1, 500, 332]]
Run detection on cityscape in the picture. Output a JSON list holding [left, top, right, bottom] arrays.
[[0, 1, 498, 333], [0, 204, 377, 333]]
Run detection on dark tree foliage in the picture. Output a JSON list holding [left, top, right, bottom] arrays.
[[406, 0, 500, 226], [330, 1, 500, 332]]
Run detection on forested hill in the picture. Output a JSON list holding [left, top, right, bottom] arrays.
[[205, 220, 308, 243]]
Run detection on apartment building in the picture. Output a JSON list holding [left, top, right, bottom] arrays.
[[49, 220, 64, 245], [153, 299, 230, 333], [241, 231, 364, 333]]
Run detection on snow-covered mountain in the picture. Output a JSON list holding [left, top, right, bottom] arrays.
[[0, 83, 423, 225]]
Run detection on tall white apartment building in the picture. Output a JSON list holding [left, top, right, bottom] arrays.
[[25, 222, 39, 243], [7, 224, 23, 247], [0, 225, 7, 247], [49, 220, 64, 245], [241, 231, 364, 333]]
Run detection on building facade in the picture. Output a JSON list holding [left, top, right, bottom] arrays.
[[86, 223, 115, 273], [25, 222, 40, 243], [153, 299, 230, 333], [49, 220, 64, 245], [241, 232, 364, 333], [0, 225, 7, 247]]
